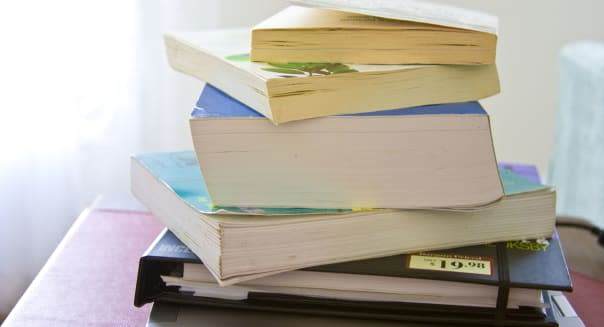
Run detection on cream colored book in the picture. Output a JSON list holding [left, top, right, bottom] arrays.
[[130, 151, 556, 286], [189, 84, 503, 209], [164, 28, 500, 125], [251, 6, 497, 65]]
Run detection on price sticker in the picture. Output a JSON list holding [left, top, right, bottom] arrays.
[[408, 253, 492, 276]]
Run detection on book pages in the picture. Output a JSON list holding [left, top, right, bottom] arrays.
[[290, 0, 498, 34]]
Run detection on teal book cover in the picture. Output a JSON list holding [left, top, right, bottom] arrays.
[[134, 151, 550, 216]]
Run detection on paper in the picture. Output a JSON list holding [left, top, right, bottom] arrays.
[[290, 0, 498, 34]]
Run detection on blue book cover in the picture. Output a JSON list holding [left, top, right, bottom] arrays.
[[134, 151, 549, 216], [191, 84, 487, 119]]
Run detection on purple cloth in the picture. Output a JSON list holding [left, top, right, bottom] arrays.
[[498, 163, 540, 183]]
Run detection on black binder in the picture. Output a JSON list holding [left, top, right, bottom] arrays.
[[135, 229, 573, 326]]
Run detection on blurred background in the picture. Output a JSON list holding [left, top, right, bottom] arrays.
[[0, 0, 603, 320]]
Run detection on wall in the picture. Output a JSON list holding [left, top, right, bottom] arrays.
[[430, 1, 604, 176], [0, 0, 292, 319]]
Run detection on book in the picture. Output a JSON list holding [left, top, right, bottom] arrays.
[[130, 151, 556, 286], [190, 84, 504, 209], [164, 28, 500, 124], [135, 229, 572, 326], [146, 292, 585, 327], [251, 6, 497, 65], [289, 0, 499, 34]]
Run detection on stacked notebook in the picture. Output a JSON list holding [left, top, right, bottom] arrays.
[[132, 0, 575, 326], [136, 228, 572, 326]]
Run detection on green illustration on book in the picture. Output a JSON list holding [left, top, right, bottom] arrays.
[[224, 53, 358, 77], [224, 53, 250, 62], [262, 62, 358, 76]]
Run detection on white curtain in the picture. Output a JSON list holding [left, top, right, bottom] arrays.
[[0, 0, 287, 318]]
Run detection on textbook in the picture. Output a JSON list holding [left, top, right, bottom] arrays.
[[164, 28, 500, 124], [189, 84, 503, 209], [135, 229, 572, 326], [251, 6, 497, 65], [130, 151, 556, 286]]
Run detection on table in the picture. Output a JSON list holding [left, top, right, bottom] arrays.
[[3, 195, 162, 326], [3, 194, 602, 326]]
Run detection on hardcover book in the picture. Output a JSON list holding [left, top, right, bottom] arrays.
[[130, 150, 556, 286], [135, 229, 572, 326], [164, 28, 500, 124], [189, 84, 503, 209], [146, 292, 585, 327], [251, 6, 497, 65]]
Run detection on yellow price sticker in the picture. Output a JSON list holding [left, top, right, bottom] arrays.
[[408, 254, 492, 276]]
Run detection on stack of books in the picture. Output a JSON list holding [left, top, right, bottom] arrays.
[[131, 1, 573, 326]]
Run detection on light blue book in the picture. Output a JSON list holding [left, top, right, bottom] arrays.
[[132, 151, 549, 216]]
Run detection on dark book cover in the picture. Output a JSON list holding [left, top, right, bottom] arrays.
[[146, 291, 583, 327], [312, 233, 572, 292], [134, 228, 571, 326]]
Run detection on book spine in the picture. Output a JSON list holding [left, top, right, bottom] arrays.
[[494, 242, 510, 325]]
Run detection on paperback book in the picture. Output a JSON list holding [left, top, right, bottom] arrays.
[[130, 151, 555, 286], [164, 28, 500, 124], [251, 6, 497, 64], [189, 84, 503, 209]]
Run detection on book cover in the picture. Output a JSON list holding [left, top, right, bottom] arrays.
[[193, 84, 488, 119], [147, 291, 584, 327], [312, 234, 572, 291], [132, 151, 352, 216], [133, 150, 547, 216]]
